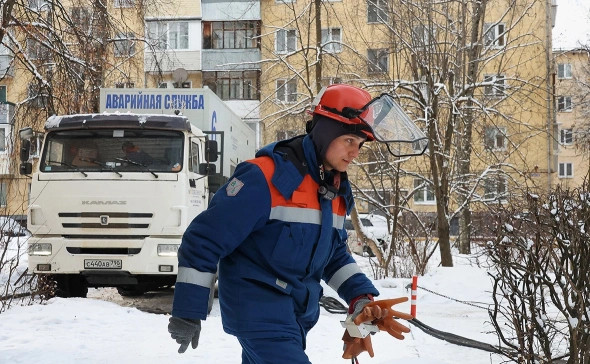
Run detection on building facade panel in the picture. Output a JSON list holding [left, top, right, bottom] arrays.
[[202, 0, 260, 20]]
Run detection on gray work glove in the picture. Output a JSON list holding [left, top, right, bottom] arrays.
[[168, 316, 201, 353], [349, 296, 373, 320]]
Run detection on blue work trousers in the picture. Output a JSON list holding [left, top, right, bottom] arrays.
[[238, 336, 312, 364]]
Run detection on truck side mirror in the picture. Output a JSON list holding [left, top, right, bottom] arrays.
[[20, 139, 31, 162], [198, 163, 216, 175], [20, 162, 32, 175], [19, 127, 33, 141], [205, 140, 218, 162]]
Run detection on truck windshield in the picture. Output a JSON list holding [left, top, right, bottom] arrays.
[[40, 129, 184, 173]]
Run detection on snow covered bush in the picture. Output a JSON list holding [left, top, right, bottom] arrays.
[[485, 186, 589, 363]]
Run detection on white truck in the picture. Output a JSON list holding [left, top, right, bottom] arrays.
[[20, 89, 256, 298]]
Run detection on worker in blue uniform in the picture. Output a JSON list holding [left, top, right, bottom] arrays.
[[168, 84, 411, 363]]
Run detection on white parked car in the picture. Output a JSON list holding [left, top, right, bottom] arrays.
[[344, 214, 390, 256]]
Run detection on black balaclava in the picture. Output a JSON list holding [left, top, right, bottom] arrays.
[[308, 114, 367, 160]]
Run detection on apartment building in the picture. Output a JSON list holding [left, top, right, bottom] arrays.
[[0, 0, 575, 228], [553, 48, 590, 187], [258, 0, 558, 219]]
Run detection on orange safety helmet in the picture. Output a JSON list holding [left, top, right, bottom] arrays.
[[310, 84, 375, 141]]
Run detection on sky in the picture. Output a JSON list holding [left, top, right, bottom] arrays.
[[553, 0, 590, 49], [1, 238, 511, 364]]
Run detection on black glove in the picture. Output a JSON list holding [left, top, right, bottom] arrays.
[[168, 316, 201, 353]]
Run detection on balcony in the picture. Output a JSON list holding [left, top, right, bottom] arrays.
[[201, 49, 260, 71]]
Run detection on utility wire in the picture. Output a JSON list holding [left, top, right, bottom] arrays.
[[320, 295, 511, 356]]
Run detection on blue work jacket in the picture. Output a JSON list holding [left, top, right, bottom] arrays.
[[172, 135, 379, 340]]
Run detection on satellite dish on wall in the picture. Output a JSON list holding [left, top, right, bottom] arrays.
[[172, 68, 189, 83]]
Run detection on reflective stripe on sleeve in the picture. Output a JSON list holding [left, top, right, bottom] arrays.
[[333, 214, 345, 229], [327, 263, 362, 292], [270, 206, 322, 224], [176, 266, 216, 289]]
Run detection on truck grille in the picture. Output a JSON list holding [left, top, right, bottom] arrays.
[[66, 247, 141, 255], [58, 212, 152, 229]]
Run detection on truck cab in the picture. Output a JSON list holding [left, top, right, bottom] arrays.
[[21, 113, 217, 297]]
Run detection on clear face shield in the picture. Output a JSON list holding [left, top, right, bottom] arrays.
[[356, 94, 428, 157]]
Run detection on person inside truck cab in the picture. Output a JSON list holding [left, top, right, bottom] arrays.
[[121, 141, 154, 166], [168, 84, 410, 362]]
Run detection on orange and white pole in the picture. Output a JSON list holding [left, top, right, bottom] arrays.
[[410, 275, 418, 318]]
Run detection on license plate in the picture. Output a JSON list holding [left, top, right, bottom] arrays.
[[84, 259, 122, 269]]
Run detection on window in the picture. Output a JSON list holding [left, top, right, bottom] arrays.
[[71, 7, 91, 30], [484, 175, 508, 200], [115, 82, 135, 88], [173, 81, 191, 89], [557, 96, 572, 111], [276, 129, 299, 140], [203, 71, 260, 100], [190, 141, 200, 172], [169, 23, 189, 50], [27, 39, 51, 61], [40, 129, 184, 173], [28, 0, 48, 10], [321, 28, 342, 53], [484, 126, 507, 150], [368, 49, 388, 73], [484, 23, 505, 47], [560, 128, 573, 145], [413, 179, 435, 204], [114, 32, 135, 57], [558, 162, 573, 178], [114, 0, 134, 8], [0, 127, 6, 152], [276, 29, 296, 54], [28, 82, 49, 108], [146, 21, 189, 51], [29, 133, 42, 158], [0, 182, 6, 207], [412, 25, 434, 46], [276, 79, 297, 103], [368, 0, 388, 23], [484, 74, 506, 97], [557, 63, 572, 79], [203, 21, 260, 49]]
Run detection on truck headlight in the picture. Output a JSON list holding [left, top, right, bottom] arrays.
[[29, 243, 52, 256], [157, 244, 179, 257]]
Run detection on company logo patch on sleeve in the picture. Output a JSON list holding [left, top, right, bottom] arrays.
[[226, 177, 244, 196]]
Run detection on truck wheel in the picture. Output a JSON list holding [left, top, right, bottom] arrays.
[[117, 286, 146, 297], [55, 275, 88, 298]]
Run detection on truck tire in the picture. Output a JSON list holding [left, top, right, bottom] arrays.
[[117, 285, 147, 297], [54, 275, 88, 298]]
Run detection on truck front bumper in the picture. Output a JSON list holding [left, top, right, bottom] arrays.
[[28, 236, 180, 276]]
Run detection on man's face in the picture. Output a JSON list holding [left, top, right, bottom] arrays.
[[323, 134, 366, 172]]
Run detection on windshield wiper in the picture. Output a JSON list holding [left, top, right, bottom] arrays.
[[114, 157, 159, 178], [47, 160, 88, 177], [79, 158, 123, 177]]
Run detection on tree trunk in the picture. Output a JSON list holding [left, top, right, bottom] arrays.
[[350, 207, 385, 268], [436, 213, 453, 267]]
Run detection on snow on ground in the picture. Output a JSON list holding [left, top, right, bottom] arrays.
[[0, 247, 506, 364]]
